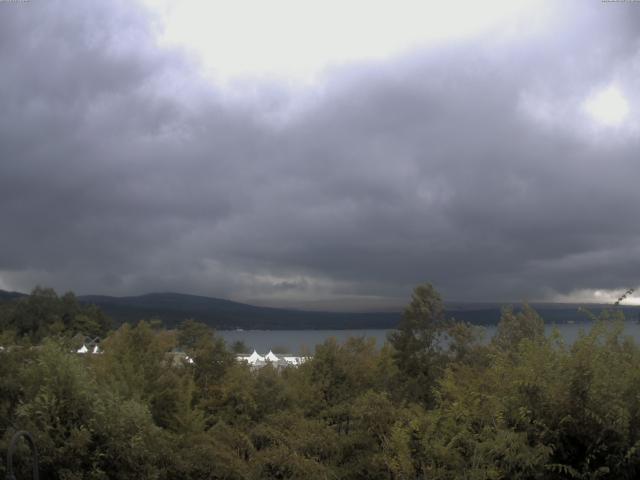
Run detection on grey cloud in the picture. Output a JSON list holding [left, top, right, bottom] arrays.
[[1, 0, 640, 308]]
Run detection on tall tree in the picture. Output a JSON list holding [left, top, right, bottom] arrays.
[[388, 283, 449, 405], [492, 304, 544, 352]]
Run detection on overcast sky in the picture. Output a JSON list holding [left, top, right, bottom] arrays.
[[1, 0, 640, 310]]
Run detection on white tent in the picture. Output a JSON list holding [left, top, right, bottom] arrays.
[[77, 344, 88, 354], [92, 345, 100, 354], [265, 350, 279, 362], [247, 350, 265, 364]]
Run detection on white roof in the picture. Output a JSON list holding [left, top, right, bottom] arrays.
[[265, 350, 279, 362], [248, 350, 265, 364], [284, 356, 308, 365]]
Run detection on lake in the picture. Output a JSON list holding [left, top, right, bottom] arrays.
[[218, 321, 640, 354]]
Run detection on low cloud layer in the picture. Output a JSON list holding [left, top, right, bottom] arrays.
[[1, 1, 640, 309]]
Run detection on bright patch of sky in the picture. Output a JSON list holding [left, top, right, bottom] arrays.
[[519, 83, 637, 143], [553, 288, 640, 306], [143, 0, 541, 86], [583, 85, 630, 127]]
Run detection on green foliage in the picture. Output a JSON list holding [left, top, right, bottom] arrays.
[[2, 285, 640, 479], [178, 319, 212, 350], [177, 319, 235, 412], [493, 303, 545, 352], [0, 342, 165, 479], [388, 283, 450, 405], [231, 340, 250, 354], [0, 287, 110, 344]]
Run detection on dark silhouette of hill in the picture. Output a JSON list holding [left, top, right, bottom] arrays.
[[70, 293, 640, 329], [2, 290, 640, 329], [77, 292, 400, 329], [0, 289, 26, 301]]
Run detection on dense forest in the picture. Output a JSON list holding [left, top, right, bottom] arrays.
[[1, 285, 640, 479]]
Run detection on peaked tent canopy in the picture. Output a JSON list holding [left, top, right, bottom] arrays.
[[265, 350, 279, 362], [248, 350, 265, 364]]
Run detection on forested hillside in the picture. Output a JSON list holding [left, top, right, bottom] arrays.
[[1, 284, 640, 479]]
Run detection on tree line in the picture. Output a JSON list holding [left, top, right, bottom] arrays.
[[1, 284, 639, 479]]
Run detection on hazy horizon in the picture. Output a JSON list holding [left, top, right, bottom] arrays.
[[4, 285, 638, 314]]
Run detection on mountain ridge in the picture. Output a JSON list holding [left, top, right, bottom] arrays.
[[2, 289, 639, 329]]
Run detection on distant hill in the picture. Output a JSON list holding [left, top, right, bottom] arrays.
[[2, 289, 640, 330], [77, 292, 400, 330], [0, 289, 26, 302], [73, 293, 640, 329], [448, 302, 640, 326]]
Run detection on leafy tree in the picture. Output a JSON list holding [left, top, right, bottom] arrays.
[[252, 365, 292, 420], [177, 320, 235, 407], [0, 287, 110, 343], [208, 362, 258, 426], [250, 443, 332, 480], [231, 340, 250, 354], [92, 321, 182, 429], [493, 304, 544, 352], [1, 342, 166, 480], [388, 283, 450, 405], [163, 426, 253, 480], [178, 319, 212, 350], [445, 321, 488, 367], [3, 282, 640, 479], [297, 337, 382, 428]]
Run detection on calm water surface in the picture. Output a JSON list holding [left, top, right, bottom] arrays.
[[218, 322, 640, 354]]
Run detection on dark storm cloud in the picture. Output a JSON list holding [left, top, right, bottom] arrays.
[[1, 0, 640, 307]]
